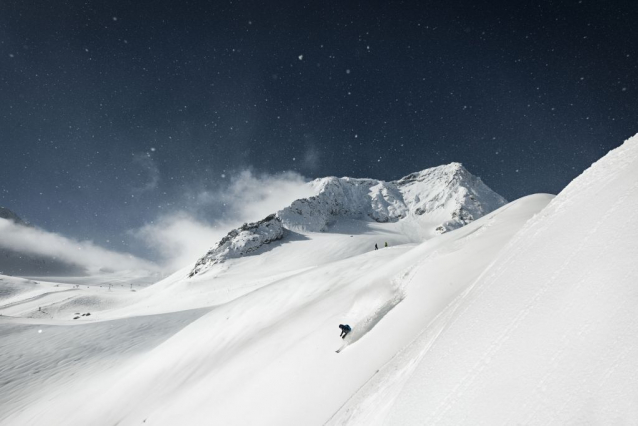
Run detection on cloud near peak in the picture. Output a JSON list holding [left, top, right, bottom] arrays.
[[133, 169, 317, 270]]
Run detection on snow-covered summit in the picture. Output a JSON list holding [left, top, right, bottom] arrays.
[[394, 162, 508, 232], [189, 163, 506, 276], [278, 162, 506, 233]]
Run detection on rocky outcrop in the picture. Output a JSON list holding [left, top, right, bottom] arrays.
[[189, 214, 284, 277]]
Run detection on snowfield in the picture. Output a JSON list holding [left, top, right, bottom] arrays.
[[1, 140, 637, 426]]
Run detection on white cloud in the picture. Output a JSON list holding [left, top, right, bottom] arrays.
[[133, 170, 317, 270], [132, 212, 225, 272], [0, 218, 157, 274], [219, 170, 316, 222]]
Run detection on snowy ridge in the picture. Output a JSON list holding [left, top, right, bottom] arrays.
[[279, 163, 506, 233], [277, 163, 507, 233], [189, 163, 505, 277], [189, 214, 284, 277], [395, 162, 508, 232], [277, 176, 407, 232]]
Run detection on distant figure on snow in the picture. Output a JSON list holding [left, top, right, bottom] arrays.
[[339, 324, 352, 339], [374, 243, 378, 250], [384, 242, 388, 248]]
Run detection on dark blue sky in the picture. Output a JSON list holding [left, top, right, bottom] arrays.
[[1, 0, 636, 255]]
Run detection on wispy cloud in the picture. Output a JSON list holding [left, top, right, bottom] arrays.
[[212, 170, 316, 221], [303, 144, 321, 171], [133, 170, 316, 270], [0, 218, 157, 274], [132, 153, 160, 193]]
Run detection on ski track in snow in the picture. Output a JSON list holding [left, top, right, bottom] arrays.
[[325, 197, 546, 425]]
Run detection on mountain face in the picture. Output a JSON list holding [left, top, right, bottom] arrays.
[[189, 163, 506, 277], [189, 215, 284, 277], [393, 163, 508, 232], [279, 162, 506, 233], [0, 207, 87, 277]]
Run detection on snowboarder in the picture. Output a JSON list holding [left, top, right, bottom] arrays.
[[374, 243, 378, 250], [339, 324, 352, 339], [384, 242, 388, 248]]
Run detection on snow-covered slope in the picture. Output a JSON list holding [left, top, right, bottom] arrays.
[[0, 193, 546, 425], [337, 135, 638, 425], [3, 139, 636, 426]]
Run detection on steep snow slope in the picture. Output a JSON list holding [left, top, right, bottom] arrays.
[[351, 135, 638, 425], [1, 193, 550, 425]]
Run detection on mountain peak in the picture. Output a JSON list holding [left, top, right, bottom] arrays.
[[394, 162, 467, 185], [278, 163, 506, 234], [0, 207, 27, 226], [189, 164, 507, 277]]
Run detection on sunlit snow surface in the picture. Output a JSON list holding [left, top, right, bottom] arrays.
[[342, 135, 638, 425], [1, 137, 636, 425]]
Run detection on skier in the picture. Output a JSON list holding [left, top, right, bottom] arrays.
[[374, 243, 378, 250], [384, 241, 388, 248], [339, 324, 352, 339]]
